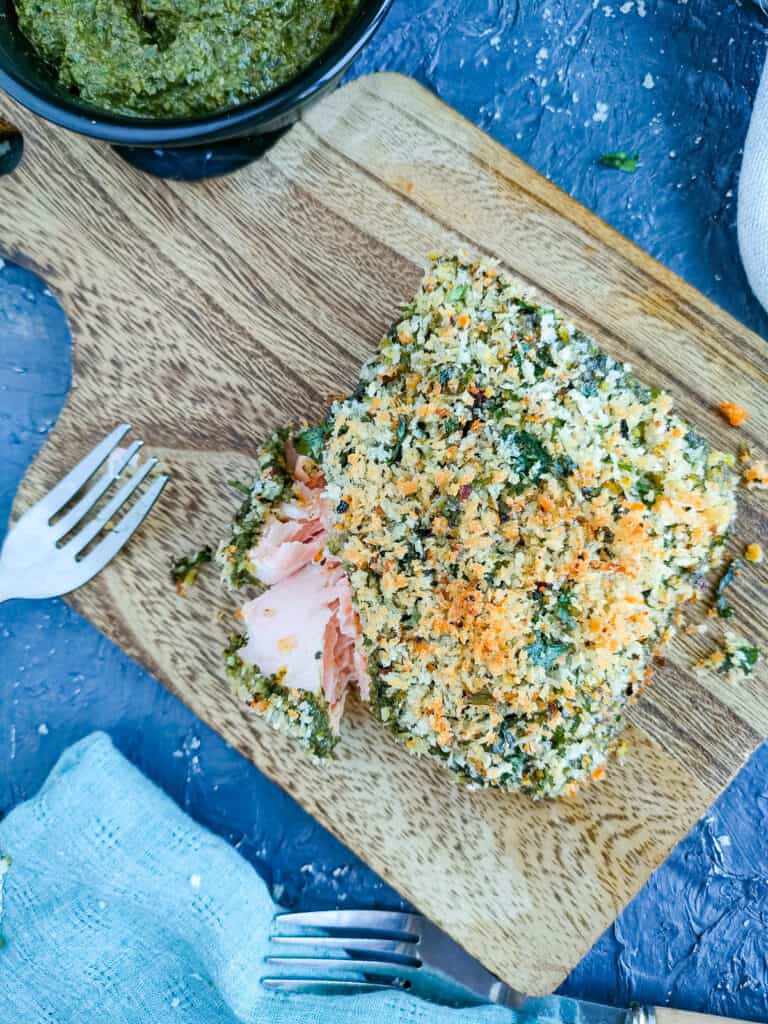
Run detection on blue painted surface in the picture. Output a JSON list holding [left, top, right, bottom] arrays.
[[2, 1, 768, 1018]]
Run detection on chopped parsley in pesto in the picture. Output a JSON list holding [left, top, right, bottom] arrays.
[[15, 0, 359, 117]]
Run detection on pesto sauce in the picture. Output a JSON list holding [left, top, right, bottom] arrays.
[[15, 0, 358, 118]]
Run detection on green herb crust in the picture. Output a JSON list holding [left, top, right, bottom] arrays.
[[224, 634, 337, 759], [216, 429, 294, 590], [217, 430, 337, 759], [322, 253, 737, 798]]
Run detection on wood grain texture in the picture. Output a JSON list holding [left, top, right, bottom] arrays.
[[1, 72, 766, 996]]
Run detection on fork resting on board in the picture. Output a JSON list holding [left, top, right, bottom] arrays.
[[265, 909, 744, 1024], [0, 423, 168, 603]]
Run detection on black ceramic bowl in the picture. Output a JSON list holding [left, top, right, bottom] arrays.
[[0, 0, 392, 150]]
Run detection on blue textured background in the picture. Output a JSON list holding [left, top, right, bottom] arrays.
[[2, 1, 768, 1018]]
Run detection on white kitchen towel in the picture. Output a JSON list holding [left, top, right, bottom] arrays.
[[738, 53, 768, 312]]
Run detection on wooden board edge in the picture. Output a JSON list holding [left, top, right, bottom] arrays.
[[337, 72, 767, 361]]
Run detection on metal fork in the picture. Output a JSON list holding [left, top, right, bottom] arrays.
[[263, 914, 743, 1024], [263, 910, 526, 1008], [0, 423, 168, 603]]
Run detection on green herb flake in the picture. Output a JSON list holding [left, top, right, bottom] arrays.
[[634, 474, 657, 507], [466, 690, 495, 706], [555, 588, 577, 631], [506, 430, 550, 485], [732, 646, 761, 673], [448, 284, 469, 303], [389, 415, 409, 464], [553, 454, 576, 478], [579, 352, 612, 397], [598, 151, 640, 173], [171, 546, 213, 593], [504, 430, 573, 489], [293, 425, 327, 464], [443, 496, 462, 530], [714, 558, 742, 619], [716, 639, 761, 678], [526, 636, 572, 669]]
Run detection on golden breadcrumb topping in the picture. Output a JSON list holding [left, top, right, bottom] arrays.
[[323, 254, 737, 797]]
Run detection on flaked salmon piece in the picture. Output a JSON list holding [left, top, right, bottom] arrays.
[[333, 568, 370, 701], [239, 439, 368, 736], [321, 615, 346, 707], [248, 443, 333, 586], [241, 553, 368, 731], [274, 484, 324, 519], [241, 559, 338, 695], [250, 513, 326, 586], [322, 615, 349, 727]]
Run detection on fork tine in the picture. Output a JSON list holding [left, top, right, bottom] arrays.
[[71, 474, 168, 580], [38, 423, 131, 518], [65, 458, 159, 556], [264, 957, 420, 983], [268, 913, 526, 1010], [262, 979, 400, 995], [271, 935, 419, 960], [50, 440, 143, 540], [275, 911, 417, 936]]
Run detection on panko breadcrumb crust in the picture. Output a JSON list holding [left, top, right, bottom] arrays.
[[322, 254, 737, 797], [219, 253, 737, 798]]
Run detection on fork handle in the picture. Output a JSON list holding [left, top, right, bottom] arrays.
[[636, 1007, 745, 1024]]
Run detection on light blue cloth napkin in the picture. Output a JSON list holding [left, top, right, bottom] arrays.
[[0, 733, 523, 1024]]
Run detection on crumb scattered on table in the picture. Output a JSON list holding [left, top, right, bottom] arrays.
[[743, 459, 768, 490], [171, 546, 213, 594], [696, 633, 761, 680], [745, 543, 764, 564], [719, 401, 749, 427]]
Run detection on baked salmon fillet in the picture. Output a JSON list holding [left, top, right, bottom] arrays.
[[218, 253, 737, 797]]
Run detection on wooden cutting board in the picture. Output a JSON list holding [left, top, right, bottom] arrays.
[[2, 72, 767, 996]]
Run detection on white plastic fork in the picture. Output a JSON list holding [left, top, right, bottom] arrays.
[[0, 423, 168, 603]]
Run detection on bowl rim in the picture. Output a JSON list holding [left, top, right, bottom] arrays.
[[0, 0, 393, 145]]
